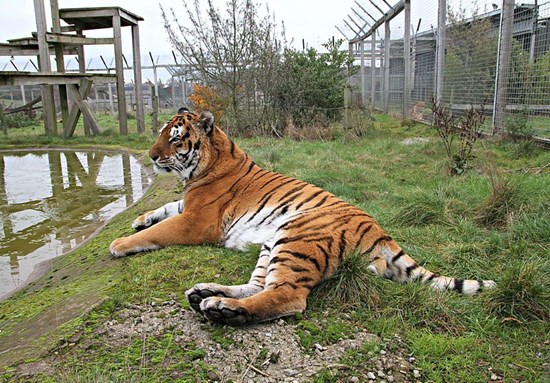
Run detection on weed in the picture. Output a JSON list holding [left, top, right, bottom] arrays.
[[475, 172, 520, 228], [430, 97, 485, 175], [482, 258, 550, 322], [504, 110, 534, 140], [391, 187, 451, 226], [309, 251, 382, 311]]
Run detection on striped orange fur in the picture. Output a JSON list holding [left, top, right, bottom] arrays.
[[109, 110, 496, 325]]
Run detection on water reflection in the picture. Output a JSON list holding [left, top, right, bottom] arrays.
[[0, 150, 151, 298]]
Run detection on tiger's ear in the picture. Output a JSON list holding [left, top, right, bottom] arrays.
[[199, 111, 214, 136]]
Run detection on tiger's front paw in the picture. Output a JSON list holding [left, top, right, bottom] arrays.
[[131, 212, 156, 231], [109, 236, 159, 257], [200, 297, 251, 326]]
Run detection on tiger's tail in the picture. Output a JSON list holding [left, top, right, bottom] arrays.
[[367, 238, 496, 295]]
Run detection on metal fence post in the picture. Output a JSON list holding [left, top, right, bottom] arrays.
[[436, 0, 446, 104], [493, 0, 515, 135], [403, 0, 411, 118]]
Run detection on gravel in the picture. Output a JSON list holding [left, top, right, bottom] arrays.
[[13, 299, 424, 382]]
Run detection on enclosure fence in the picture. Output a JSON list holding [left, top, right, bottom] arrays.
[[345, 0, 550, 138]]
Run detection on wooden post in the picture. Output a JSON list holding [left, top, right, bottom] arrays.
[[132, 24, 145, 133], [403, 0, 412, 118], [384, 21, 391, 114], [51, 0, 70, 136], [76, 30, 91, 136], [33, 0, 57, 136], [151, 85, 159, 134], [113, 11, 128, 135]]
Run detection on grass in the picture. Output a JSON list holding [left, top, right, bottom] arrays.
[[0, 113, 549, 382]]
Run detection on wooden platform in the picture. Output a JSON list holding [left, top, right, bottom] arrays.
[[0, 2, 145, 137]]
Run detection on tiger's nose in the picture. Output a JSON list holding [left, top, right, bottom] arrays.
[[149, 147, 160, 161]]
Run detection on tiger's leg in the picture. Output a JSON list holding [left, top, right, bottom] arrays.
[[186, 245, 271, 312], [132, 200, 184, 231], [199, 243, 326, 326], [109, 211, 221, 257]]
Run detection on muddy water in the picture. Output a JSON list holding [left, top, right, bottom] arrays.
[[0, 150, 151, 299]]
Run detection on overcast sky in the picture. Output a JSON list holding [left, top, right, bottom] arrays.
[[0, 0, 498, 80]]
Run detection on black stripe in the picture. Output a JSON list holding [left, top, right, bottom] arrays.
[[477, 281, 483, 293], [229, 139, 236, 157], [269, 256, 288, 265], [289, 265, 309, 273], [279, 250, 321, 272], [362, 235, 390, 255], [316, 244, 331, 277], [338, 230, 347, 263], [427, 273, 439, 281], [356, 223, 374, 246], [311, 195, 330, 209], [269, 281, 298, 290], [258, 173, 287, 191], [392, 250, 405, 263], [296, 276, 314, 284], [246, 179, 298, 223], [295, 189, 325, 210], [453, 279, 464, 293], [405, 263, 419, 277]]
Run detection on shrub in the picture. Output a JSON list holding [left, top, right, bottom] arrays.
[[430, 97, 485, 175]]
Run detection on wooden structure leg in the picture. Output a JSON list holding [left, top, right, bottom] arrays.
[[112, 13, 127, 135], [63, 78, 101, 138], [132, 24, 145, 134]]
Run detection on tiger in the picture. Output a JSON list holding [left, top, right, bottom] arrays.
[[109, 109, 496, 326]]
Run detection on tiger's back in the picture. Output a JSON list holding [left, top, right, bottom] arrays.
[[110, 110, 496, 325]]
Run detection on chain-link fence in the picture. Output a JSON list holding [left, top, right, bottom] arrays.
[[346, 0, 550, 139]]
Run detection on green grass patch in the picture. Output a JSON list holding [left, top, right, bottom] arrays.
[[1, 112, 549, 382]]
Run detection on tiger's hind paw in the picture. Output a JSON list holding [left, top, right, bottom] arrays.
[[185, 283, 228, 313], [199, 297, 251, 326]]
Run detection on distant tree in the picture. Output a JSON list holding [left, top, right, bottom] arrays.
[[161, 0, 284, 131], [273, 39, 354, 128]]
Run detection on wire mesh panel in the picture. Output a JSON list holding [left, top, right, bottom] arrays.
[[344, 0, 550, 138]]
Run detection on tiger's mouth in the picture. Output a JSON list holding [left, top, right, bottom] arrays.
[[153, 159, 174, 173]]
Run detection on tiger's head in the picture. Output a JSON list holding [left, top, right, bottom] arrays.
[[149, 109, 215, 181]]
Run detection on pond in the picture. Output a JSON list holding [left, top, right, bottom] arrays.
[[0, 150, 152, 299]]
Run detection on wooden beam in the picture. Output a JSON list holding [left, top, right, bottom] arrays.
[[45, 33, 114, 46]]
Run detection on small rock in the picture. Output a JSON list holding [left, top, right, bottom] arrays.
[[314, 343, 324, 351], [284, 369, 299, 377], [367, 371, 376, 380], [490, 373, 499, 380], [387, 376, 395, 382], [413, 369, 421, 378], [350, 377, 360, 383], [380, 350, 386, 355], [377, 370, 386, 377]]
